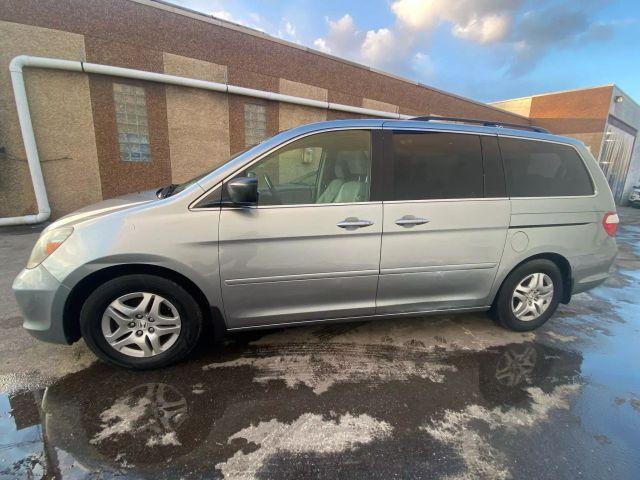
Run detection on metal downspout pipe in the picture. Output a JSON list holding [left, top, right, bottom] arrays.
[[2, 55, 411, 226]]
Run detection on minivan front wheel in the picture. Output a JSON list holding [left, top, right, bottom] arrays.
[[494, 259, 563, 331], [80, 274, 202, 369]]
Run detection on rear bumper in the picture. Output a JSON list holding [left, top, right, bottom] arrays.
[[572, 274, 609, 295], [12, 264, 71, 344], [569, 241, 617, 295]]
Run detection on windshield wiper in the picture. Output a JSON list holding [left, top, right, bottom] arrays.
[[156, 183, 178, 199]]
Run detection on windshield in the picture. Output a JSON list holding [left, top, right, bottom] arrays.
[[159, 147, 253, 198]]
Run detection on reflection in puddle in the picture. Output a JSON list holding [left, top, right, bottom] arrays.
[[91, 383, 188, 447], [2, 341, 583, 479]]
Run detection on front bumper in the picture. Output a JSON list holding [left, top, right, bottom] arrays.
[[12, 264, 71, 344]]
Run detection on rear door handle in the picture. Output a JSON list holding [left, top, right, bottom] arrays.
[[395, 215, 429, 227], [337, 217, 374, 230]]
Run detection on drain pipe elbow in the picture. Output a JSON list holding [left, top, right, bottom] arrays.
[[2, 55, 52, 227], [9, 55, 28, 73]]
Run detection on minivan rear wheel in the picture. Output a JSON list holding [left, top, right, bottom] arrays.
[[80, 274, 202, 369], [494, 259, 563, 331]]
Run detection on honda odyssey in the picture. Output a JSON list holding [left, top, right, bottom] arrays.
[[13, 117, 619, 369]]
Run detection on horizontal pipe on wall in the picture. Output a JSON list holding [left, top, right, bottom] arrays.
[[2, 55, 411, 226]]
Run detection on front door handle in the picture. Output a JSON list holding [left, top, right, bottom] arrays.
[[395, 215, 429, 227], [337, 217, 374, 230]]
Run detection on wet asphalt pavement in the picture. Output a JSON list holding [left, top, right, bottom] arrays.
[[1, 210, 639, 479]]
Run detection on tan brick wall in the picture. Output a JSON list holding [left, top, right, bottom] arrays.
[[490, 98, 532, 117], [0, 20, 102, 218], [163, 53, 231, 182], [278, 79, 327, 131], [362, 98, 398, 114]]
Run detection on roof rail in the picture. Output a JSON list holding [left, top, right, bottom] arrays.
[[409, 115, 550, 134]]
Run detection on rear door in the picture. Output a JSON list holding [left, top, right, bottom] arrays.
[[218, 129, 384, 328], [376, 128, 511, 314]]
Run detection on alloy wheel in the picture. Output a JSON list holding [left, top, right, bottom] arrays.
[[511, 273, 554, 321], [101, 292, 182, 357]]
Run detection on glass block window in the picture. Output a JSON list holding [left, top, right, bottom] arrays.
[[114, 83, 150, 162], [244, 103, 267, 147]]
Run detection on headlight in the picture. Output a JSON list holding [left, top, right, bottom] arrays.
[[27, 227, 74, 269]]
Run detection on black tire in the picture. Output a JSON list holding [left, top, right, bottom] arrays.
[[494, 259, 563, 331], [80, 274, 202, 369]]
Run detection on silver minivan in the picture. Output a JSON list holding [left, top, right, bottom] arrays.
[[13, 117, 619, 369]]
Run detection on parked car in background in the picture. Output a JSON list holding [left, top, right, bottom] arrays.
[[13, 118, 619, 369], [629, 185, 640, 207]]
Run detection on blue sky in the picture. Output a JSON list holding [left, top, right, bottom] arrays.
[[167, 0, 640, 103]]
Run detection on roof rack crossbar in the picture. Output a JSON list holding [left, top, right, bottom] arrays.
[[409, 115, 550, 134]]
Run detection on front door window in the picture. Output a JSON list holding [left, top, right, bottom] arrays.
[[238, 130, 372, 206]]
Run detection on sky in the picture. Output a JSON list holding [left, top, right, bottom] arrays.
[[166, 0, 640, 104]]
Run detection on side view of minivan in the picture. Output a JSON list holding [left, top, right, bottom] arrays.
[[13, 117, 619, 369]]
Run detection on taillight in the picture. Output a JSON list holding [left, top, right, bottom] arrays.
[[602, 211, 619, 237]]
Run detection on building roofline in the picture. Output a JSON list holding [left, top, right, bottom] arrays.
[[611, 84, 640, 110], [490, 84, 617, 105], [128, 0, 530, 121]]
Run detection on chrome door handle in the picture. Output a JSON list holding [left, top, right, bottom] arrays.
[[395, 215, 429, 227], [337, 217, 374, 229]]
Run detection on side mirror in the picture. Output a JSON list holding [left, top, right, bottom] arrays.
[[227, 177, 258, 206]]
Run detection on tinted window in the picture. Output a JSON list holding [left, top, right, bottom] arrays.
[[500, 138, 594, 197], [481, 136, 507, 198], [392, 131, 483, 200], [237, 130, 372, 206]]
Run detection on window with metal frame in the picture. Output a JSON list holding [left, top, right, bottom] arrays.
[[113, 83, 150, 162], [598, 120, 636, 203], [244, 103, 268, 147]]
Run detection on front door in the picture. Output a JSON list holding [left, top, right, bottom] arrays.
[[219, 129, 383, 328], [377, 129, 510, 314]]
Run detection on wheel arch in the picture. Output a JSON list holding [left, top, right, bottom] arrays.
[[63, 263, 225, 343], [492, 252, 573, 307]]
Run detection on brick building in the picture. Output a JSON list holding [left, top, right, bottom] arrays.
[[0, 0, 530, 220], [492, 85, 640, 204]]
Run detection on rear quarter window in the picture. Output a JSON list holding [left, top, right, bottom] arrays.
[[499, 137, 594, 197]]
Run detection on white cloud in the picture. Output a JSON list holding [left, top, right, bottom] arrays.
[[391, 0, 519, 44], [310, 1, 614, 78], [361, 28, 396, 65], [412, 51, 434, 76], [452, 13, 511, 44], [285, 21, 296, 37], [311, 14, 365, 61], [391, 0, 441, 31], [313, 38, 331, 53], [211, 9, 234, 22]]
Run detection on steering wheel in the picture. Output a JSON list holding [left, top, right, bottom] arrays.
[[262, 173, 282, 204]]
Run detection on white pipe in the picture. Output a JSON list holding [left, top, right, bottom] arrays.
[[81, 61, 410, 119], [2, 55, 411, 226]]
